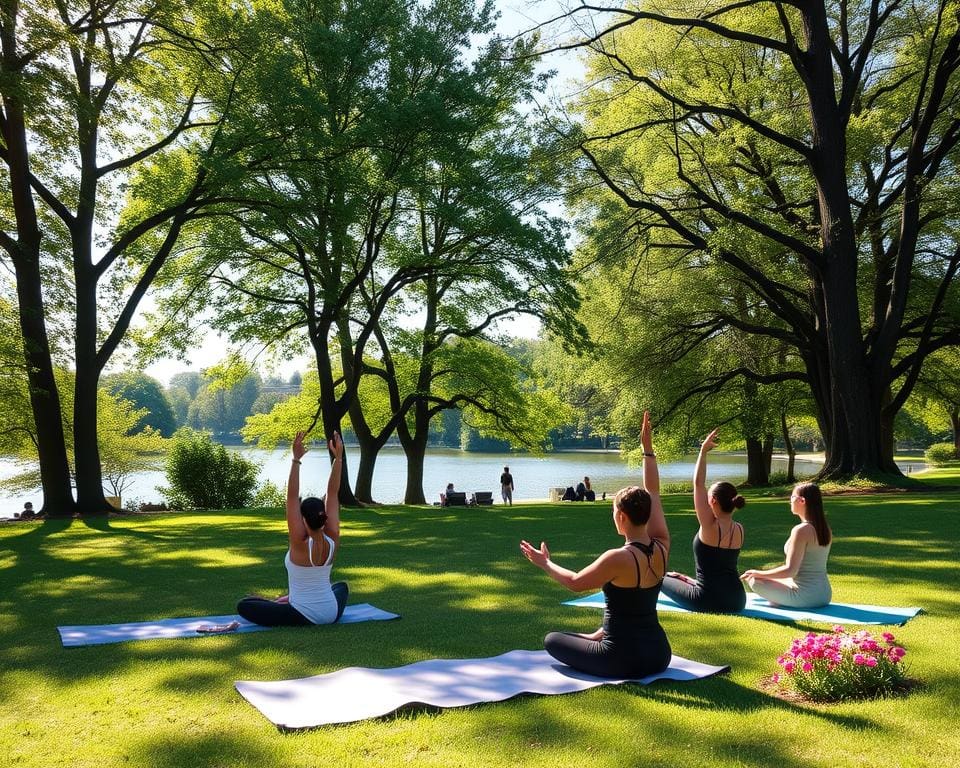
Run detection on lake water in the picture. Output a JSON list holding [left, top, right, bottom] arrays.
[[0, 446, 926, 516]]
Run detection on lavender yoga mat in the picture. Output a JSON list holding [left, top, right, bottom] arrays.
[[235, 649, 730, 728], [58, 603, 399, 647]]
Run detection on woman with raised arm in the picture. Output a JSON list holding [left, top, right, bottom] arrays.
[[520, 411, 671, 678], [660, 429, 747, 613], [741, 482, 832, 608], [237, 431, 349, 626]]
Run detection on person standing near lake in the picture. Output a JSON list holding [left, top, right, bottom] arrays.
[[660, 428, 747, 613], [520, 411, 671, 678], [500, 466, 514, 505], [237, 430, 349, 626]]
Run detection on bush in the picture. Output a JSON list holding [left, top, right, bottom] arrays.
[[771, 626, 908, 702], [925, 442, 958, 466], [159, 429, 259, 510], [251, 480, 285, 509]]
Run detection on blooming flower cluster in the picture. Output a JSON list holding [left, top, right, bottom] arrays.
[[771, 626, 907, 702]]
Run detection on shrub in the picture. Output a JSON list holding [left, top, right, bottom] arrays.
[[159, 429, 259, 510], [251, 480, 285, 509], [925, 442, 958, 466], [771, 626, 908, 702]]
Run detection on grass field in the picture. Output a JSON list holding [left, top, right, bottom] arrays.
[[2, 468, 959, 767]]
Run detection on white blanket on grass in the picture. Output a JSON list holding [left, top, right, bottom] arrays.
[[235, 649, 729, 728]]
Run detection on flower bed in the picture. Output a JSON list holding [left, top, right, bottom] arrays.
[[770, 626, 908, 702]]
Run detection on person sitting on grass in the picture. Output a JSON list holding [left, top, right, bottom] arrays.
[[661, 428, 747, 614], [237, 430, 349, 626], [740, 482, 832, 608], [520, 411, 671, 679]]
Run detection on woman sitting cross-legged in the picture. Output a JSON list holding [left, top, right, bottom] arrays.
[[740, 482, 832, 608], [520, 411, 671, 679], [660, 428, 747, 613], [237, 430, 349, 626]]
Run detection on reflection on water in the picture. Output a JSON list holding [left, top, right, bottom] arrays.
[[0, 446, 925, 513]]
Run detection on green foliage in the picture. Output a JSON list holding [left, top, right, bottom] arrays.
[[101, 372, 178, 437], [160, 429, 259, 510], [250, 479, 285, 509], [925, 442, 959, 466]]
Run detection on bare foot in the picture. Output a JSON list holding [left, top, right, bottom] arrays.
[[196, 620, 241, 634]]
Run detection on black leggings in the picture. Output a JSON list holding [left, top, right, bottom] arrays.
[[237, 581, 349, 627], [544, 631, 671, 679], [661, 575, 746, 613]]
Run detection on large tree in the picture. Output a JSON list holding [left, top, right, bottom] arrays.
[[0, 1, 248, 513], [558, 0, 960, 480]]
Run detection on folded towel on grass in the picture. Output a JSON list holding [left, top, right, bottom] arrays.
[[235, 648, 729, 728], [58, 603, 399, 647], [563, 592, 922, 625]]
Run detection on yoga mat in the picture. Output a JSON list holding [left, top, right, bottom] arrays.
[[563, 592, 923, 625], [235, 649, 730, 728], [58, 603, 400, 647]]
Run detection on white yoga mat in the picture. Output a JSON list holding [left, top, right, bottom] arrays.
[[58, 603, 399, 647], [563, 592, 922, 625], [235, 649, 730, 728]]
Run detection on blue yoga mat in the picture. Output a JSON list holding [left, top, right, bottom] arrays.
[[58, 603, 400, 647], [563, 592, 922, 625]]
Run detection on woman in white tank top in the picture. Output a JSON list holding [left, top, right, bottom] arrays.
[[237, 430, 349, 626]]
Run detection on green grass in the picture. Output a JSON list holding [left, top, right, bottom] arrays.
[[2, 471, 960, 767]]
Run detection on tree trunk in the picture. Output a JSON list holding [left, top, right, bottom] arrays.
[[745, 437, 770, 486], [14, 256, 76, 516], [2, 63, 76, 516], [801, 2, 902, 482], [951, 410, 960, 458], [398, 396, 431, 505], [73, 262, 109, 513], [780, 412, 796, 484], [763, 434, 773, 477]]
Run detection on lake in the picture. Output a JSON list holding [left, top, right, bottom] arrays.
[[0, 446, 926, 516]]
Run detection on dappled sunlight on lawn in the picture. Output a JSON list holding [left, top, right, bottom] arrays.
[[19, 574, 130, 601]]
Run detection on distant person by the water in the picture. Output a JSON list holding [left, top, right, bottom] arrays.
[[576, 477, 596, 502], [15, 501, 35, 520], [500, 467, 514, 505], [661, 428, 747, 614], [441, 482, 455, 506], [741, 482, 832, 608]]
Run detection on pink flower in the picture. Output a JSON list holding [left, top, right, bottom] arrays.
[[854, 654, 867, 665], [864, 656, 878, 667], [771, 673, 780, 684], [783, 660, 796, 674], [882, 632, 895, 643], [832, 625, 846, 633], [802, 661, 813, 673]]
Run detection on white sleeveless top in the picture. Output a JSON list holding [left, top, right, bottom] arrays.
[[285, 534, 338, 624]]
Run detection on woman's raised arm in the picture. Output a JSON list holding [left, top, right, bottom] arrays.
[[286, 431, 309, 543], [641, 411, 669, 551], [693, 429, 719, 530], [324, 432, 343, 545]]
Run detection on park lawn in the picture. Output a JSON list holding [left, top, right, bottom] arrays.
[[1, 474, 959, 768]]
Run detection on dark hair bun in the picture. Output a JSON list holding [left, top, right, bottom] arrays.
[[733, 495, 746, 510]]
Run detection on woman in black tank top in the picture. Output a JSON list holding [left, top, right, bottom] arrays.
[[662, 429, 746, 613], [521, 411, 672, 678]]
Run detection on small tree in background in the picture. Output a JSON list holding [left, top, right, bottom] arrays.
[[160, 429, 259, 510]]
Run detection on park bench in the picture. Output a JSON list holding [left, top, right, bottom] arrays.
[[472, 491, 494, 505]]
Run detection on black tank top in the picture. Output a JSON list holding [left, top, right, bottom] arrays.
[[602, 540, 664, 640]]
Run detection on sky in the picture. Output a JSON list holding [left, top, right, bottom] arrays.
[[141, 1, 590, 386]]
